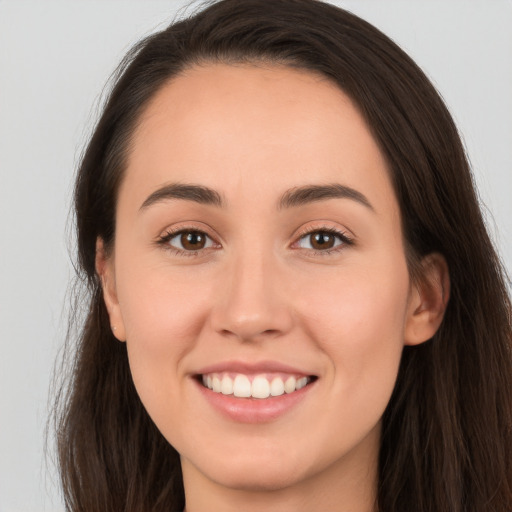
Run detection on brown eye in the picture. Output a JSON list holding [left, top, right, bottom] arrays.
[[181, 231, 206, 250], [296, 230, 346, 251], [310, 232, 335, 250], [167, 230, 215, 252]]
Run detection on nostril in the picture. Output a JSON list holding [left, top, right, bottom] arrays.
[[218, 327, 283, 342]]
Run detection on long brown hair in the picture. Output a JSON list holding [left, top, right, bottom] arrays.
[[54, 1, 512, 510]]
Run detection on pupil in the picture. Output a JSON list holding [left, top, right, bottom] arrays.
[[181, 232, 205, 250], [312, 232, 334, 249]]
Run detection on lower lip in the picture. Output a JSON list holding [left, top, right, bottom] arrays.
[[194, 378, 315, 423]]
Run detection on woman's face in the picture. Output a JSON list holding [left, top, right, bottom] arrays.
[[100, 63, 438, 501]]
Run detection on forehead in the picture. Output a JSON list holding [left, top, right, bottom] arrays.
[[122, 63, 397, 217]]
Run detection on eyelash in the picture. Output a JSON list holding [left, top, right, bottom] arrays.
[[155, 225, 354, 258], [156, 227, 219, 257], [292, 226, 354, 256]]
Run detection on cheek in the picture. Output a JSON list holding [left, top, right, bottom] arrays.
[[118, 263, 213, 346], [301, 258, 410, 398], [115, 264, 215, 414]]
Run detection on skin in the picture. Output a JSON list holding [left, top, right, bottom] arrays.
[[97, 63, 449, 512]]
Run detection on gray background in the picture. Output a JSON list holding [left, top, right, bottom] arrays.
[[1, 1, 511, 510]]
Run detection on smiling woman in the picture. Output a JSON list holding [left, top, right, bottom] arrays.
[[55, 1, 512, 511]]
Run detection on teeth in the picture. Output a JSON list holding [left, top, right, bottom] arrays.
[[270, 377, 285, 397], [202, 372, 312, 399], [251, 376, 270, 399], [233, 374, 251, 398], [296, 377, 308, 390], [212, 376, 222, 393], [284, 376, 296, 394], [221, 375, 233, 395]]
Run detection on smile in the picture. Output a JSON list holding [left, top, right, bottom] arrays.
[[200, 373, 313, 399]]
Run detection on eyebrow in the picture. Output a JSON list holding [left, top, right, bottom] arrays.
[[139, 183, 224, 211], [277, 183, 374, 211], [139, 182, 374, 212]]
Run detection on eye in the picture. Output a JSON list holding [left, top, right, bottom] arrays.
[[161, 229, 216, 252], [295, 229, 351, 251]]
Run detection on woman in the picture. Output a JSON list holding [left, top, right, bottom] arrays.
[[55, 0, 512, 510]]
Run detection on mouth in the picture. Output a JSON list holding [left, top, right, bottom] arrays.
[[196, 372, 318, 399]]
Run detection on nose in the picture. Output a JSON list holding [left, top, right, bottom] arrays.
[[210, 248, 294, 342]]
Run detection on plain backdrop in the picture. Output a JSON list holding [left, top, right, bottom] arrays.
[[1, 1, 511, 510]]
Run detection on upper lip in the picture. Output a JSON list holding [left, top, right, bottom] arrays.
[[195, 360, 316, 377]]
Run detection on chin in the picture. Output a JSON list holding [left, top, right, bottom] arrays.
[[184, 440, 315, 492], [208, 460, 306, 492]]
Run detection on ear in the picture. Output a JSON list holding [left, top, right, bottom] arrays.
[[404, 253, 450, 346], [95, 238, 126, 342]]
